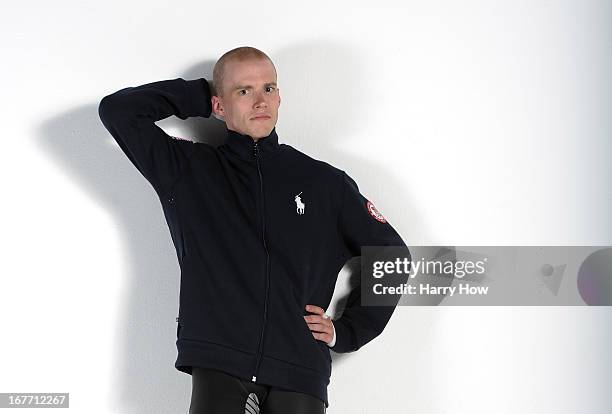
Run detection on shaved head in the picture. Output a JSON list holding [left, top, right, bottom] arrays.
[[213, 46, 277, 98]]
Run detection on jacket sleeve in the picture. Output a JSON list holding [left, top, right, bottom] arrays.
[[97, 77, 212, 197], [330, 171, 411, 353]]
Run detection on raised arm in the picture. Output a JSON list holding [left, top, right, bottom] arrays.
[[330, 171, 411, 353], [98, 77, 212, 197]]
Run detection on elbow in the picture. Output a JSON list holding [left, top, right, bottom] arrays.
[[98, 86, 134, 123], [97, 95, 114, 124], [98, 94, 125, 126]]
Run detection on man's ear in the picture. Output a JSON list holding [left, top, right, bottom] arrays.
[[211, 96, 225, 121]]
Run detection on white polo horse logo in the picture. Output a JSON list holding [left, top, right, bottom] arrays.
[[294, 192, 305, 215]]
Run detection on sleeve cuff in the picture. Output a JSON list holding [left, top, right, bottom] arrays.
[[327, 324, 337, 347], [328, 318, 354, 353], [184, 78, 212, 118]]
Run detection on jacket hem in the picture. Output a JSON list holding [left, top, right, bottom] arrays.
[[175, 338, 330, 408], [255, 354, 330, 408], [175, 338, 256, 380]]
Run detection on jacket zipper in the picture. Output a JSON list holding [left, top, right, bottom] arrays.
[[251, 140, 271, 382]]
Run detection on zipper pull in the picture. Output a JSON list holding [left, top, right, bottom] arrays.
[[252, 376, 257, 382], [253, 141, 260, 158]]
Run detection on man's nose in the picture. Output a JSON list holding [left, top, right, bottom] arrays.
[[253, 92, 268, 108]]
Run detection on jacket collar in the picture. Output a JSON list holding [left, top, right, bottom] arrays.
[[223, 126, 282, 161]]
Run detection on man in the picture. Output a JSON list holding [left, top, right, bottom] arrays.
[[98, 46, 409, 414]]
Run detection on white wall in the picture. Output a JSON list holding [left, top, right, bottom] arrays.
[[1, 1, 610, 413]]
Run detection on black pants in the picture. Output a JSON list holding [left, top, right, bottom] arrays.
[[189, 367, 326, 414]]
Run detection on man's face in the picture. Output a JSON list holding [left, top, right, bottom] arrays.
[[212, 58, 281, 140]]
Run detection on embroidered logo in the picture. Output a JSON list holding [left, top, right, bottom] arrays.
[[366, 200, 387, 223], [295, 192, 305, 215]]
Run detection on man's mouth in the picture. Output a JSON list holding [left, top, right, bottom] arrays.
[[251, 115, 271, 120]]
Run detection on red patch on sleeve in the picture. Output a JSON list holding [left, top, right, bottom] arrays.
[[366, 200, 387, 223]]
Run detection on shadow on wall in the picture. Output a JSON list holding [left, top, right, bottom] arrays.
[[36, 41, 432, 414]]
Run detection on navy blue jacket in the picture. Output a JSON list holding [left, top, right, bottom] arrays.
[[98, 77, 409, 408]]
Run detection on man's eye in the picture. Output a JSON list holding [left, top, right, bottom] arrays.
[[266, 86, 276, 92]]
